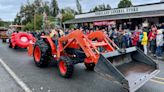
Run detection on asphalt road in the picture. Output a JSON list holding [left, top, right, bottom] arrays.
[[0, 41, 164, 92], [0, 63, 23, 92]]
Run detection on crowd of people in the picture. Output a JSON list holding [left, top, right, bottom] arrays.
[[10, 23, 164, 59], [104, 23, 164, 59], [66, 23, 164, 59]]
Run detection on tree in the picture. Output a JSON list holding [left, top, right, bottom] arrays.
[[61, 8, 75, 29], [34, 0, 42, 8], [90, 4, 111, 12], [34, 0, 44, 14], [0, 18, 3, 27], [35, 14, 43, 30], [24, 22, 33, 30], [17, 1, 36, 25], [76, 0, 82, 14], [43, 1, 50, 16], [14, 0, 48, 30], [14, 0, 60, 31], [106, 4, 111, 10], [118, 0, 133, 8], [91, 6, 98, 12], [45, 16, 56, 29], [98, 4, 106, 10], [51, 0, 59, 17], [61, 7, 75, 22], [24, 14, 43, 31], [13, 13, 21, 25]]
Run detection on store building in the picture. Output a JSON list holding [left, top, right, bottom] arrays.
[[64, 2, 164, 30]]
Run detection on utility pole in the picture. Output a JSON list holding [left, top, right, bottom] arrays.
[[43, 12, 45, 32], [34, 12, 36, 31], [42, 6, 46, 32]]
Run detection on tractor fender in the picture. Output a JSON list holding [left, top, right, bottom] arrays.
[[41, 36, 57, 55], [28, 44, 34, 56]]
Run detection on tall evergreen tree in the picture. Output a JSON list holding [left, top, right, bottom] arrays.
[[51, 0, 59, 17], [0, 18, 3, 26], [34, 0, 43, 13], [106, 4, 111, 10], [43, 1, 50, 16], [76, 0, 82, 14]]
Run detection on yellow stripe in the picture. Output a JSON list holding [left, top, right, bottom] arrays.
[[154, 77, 164, 81], [150, 79, 164, 85]]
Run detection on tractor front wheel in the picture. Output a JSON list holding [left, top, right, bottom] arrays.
[[58, 57, 74, 78], [84, 63, 95, 71], [33, 40, 50, 67]]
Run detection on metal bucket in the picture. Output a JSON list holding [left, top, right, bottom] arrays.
[[95, 47, 160, 92]]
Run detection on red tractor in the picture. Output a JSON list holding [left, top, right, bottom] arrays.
[[28, 30, 159, 92], [9, 32, 35, 49]]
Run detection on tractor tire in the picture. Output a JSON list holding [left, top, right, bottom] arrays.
[[33, 39, 51, 67], [58, 56, 74, 78], [84, 63, 95, 71]]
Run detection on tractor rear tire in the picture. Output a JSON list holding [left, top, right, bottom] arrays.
[[84, 63, 95, 71], [33, 40, 51, 67], [58, 56, 74, 78]]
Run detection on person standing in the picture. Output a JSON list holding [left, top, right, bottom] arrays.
[[131, 31, 139, 47], [156, 29, 163, 59], [148, 28, 157, 56], [50, 29, 58, 48], [138, 27, 143, 50], [122, 31, 127, 49], [118, 31, 123, 48], [124, 30, 130, 48], [112, 29, 119, 47], [141, 32, 148, 54]]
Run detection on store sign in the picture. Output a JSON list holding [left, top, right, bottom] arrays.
[[75, 3, 164, 19], [93, 21, 116, 26], [95, 7, 138, 16]]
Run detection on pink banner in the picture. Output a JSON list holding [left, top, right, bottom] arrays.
[[93, 21, 115, 26]]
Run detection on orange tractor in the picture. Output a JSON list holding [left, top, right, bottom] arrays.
[[28, 30, 159, 92]]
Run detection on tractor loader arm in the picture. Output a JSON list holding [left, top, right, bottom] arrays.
[[87, 31, 120, 50], [58, 30, 99, 63]]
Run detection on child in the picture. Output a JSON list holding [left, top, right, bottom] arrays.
[[131, 31, 139, 46], [156, 29, 163, 59], [141, 32, 148, 54]]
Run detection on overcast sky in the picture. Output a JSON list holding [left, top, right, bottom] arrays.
[[0, 0, 160, 21]]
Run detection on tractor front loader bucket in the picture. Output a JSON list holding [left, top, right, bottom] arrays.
[[95, 47, 159, 92]]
